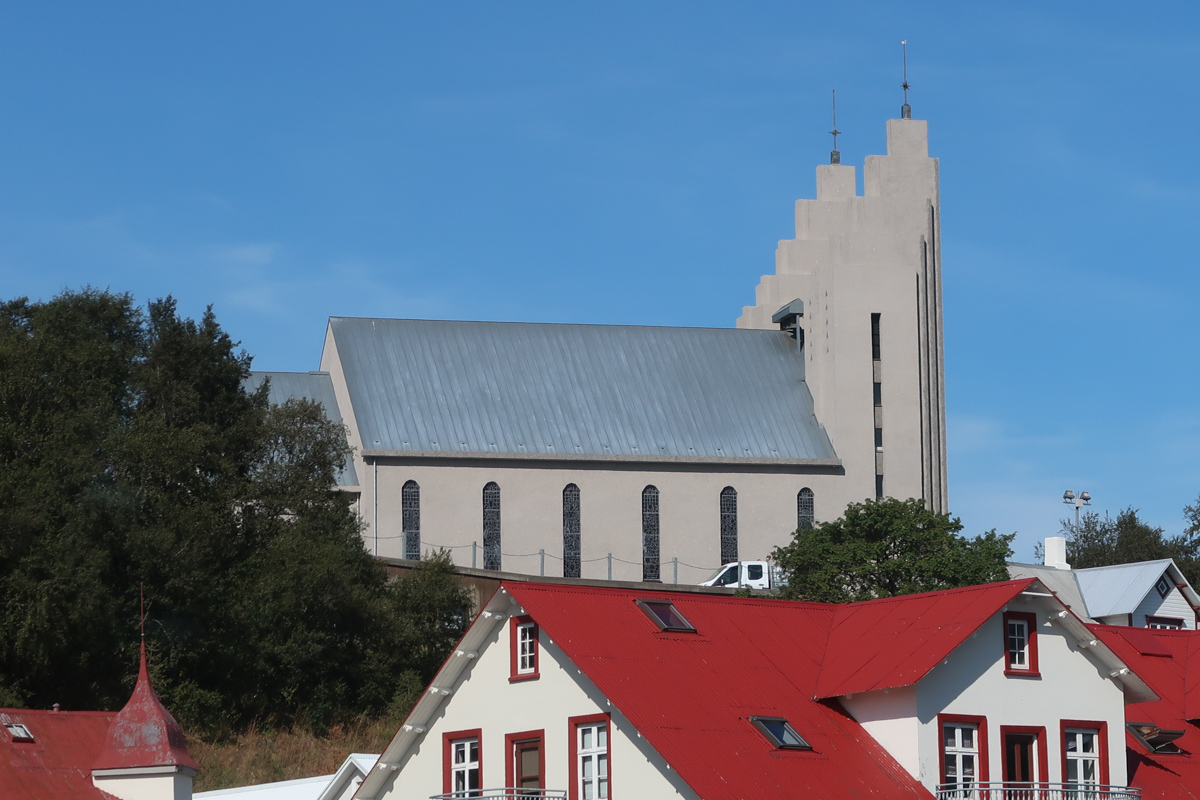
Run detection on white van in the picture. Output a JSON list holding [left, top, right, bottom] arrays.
[[700, 561, 788, 590]]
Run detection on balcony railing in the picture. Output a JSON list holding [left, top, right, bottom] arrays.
[[430, 790, 567, 800], [935, 784, 1140, 800]]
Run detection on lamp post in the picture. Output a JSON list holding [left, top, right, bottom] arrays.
[[1063, 489, 1092, 532]]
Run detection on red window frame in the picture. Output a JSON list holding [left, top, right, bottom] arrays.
[[1003, 611, 1040, 677], [999, 725, 1048, 785], [510, 615, 539, 682], [1060, 720, 1109, 786], [442, 728, 483, 796], [938, 713, 989, 786], [568, 712, 611, 800], [505, 729, 545, 791]]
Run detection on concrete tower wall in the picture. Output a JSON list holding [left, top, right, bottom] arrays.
[[737, 118, 947, 513]]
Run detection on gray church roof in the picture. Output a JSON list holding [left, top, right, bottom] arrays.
[[327, 317, 838, 464], [244, 370, 360, 487]]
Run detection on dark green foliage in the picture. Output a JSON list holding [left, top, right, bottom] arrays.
[[0, 289, 470, 733], [1064, 507, 1200, 588], [772, 497, 1014, 603]]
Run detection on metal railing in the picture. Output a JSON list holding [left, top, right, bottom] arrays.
[[430, 790, 567, 800], [935, 784, 1140, 800]]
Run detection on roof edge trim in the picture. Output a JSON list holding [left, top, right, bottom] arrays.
[[360, 449, 843, 467]]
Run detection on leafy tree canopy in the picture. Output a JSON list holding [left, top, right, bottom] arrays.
[[1063, 507, 1200, 588], [772, 497, 1014, 603], [0, 289, 469, 732]]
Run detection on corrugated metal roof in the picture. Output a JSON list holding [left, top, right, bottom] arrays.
[[1075, 559, 1177, 619], [327, 317, 837, 463], [1092, 626, 1200, 798], [1008, 562, 1090, 618], [505, 583, 931, 800], [0, 708, 113, 799], [814, 580, 1035, 698], [245, 371, 360, 487]]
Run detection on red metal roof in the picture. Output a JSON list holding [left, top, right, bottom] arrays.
[[506, 582, 935, 800], [93, 642, 200, 772], [814, 579, 1036, 698], [0, 707, 114, 799], [1092, 625, 1200, 799]]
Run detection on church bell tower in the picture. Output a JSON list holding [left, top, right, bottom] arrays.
[[737, 110, 947, 514]]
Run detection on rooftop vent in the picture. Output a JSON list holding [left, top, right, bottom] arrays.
[[4, 722, 34, 743], [636, 599, 696, 633], [750, 716, 811, 750]]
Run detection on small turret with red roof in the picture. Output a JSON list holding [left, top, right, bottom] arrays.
[[91, 640, 199, 800]]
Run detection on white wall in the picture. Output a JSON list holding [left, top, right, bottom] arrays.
[[840, 687, 920, 778], [374, 596, 700, 800], [912, 600, 1128, 789], [356, 460, 847, 582], [1134, 583, 1196, 629]]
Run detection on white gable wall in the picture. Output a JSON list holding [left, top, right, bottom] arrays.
[[840, 687, 919, 777], [1133, 582, 1196, 629], [913, 602, 1127, 789], [372, 600, 698, 800]]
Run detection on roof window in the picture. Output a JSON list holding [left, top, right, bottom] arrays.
[[636, 599, 696, 633], [4, 722, 33, 742], [1127, 723, 1185, 754], [750, 716, 811, 750]]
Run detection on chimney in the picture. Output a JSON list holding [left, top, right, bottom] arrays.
[[91, 642, 199, 800], [1044, 536, 1071, 570], [771, 299, 805, 343]]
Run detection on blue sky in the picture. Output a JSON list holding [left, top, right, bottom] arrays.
[[3, 3, 1198, 560]]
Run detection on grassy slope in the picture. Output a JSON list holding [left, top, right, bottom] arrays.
[[190, 715, 400, 792]]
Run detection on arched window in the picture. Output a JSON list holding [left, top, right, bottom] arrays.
[[720, 487, 738, 564], [563, 483, 581, 579], [797, 488, 815, 531], [483, 482, 501, 571], [402, 480, 421, 560], [642, 486, 660, 582]]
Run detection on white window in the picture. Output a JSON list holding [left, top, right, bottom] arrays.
[[451, 737, 480, 797], [577, 722, 608, 800], [942, 723, 979, 795], [1007, 618, 1029, 669], [517, 621, 537, 674], [1065, 728, 1100, 786], [1147, 616, 1183, 630]]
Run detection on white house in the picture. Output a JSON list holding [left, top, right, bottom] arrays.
[[355, 578, 1161, 800], [1010, 539, 1200, 630]]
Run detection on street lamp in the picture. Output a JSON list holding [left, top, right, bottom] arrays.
[[1063, 490, 1092, 532]]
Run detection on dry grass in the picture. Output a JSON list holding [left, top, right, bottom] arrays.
[[189, 714, 401, 792]]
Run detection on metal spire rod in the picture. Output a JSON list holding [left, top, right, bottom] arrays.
[[900, 40, 912, 119], [829, 88, 841, 164]]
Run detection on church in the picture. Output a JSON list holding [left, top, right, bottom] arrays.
[[251, 109, 946, 584]]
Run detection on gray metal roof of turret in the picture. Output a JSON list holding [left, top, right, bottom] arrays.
[[326, 317, 837, 463]]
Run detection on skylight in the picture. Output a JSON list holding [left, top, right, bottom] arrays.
[[4, 722, 33, 742], [750, 716, 811, 750], [1127, 723, 1185, 754], [635, 599, 696, 633]]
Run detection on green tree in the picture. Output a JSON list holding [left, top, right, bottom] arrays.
[[0, 289, 470, 731], [1064, 507, 1200, 587], [772, 497, 1014, 602]]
